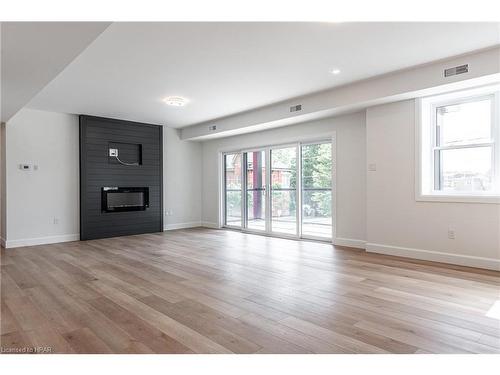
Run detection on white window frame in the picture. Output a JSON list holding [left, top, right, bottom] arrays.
[[416, 84, 500, 204], [218, 133, 337, 243], [222, 152, 244, 229]]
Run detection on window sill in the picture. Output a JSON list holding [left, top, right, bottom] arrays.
[[416, 193, 500, 204]]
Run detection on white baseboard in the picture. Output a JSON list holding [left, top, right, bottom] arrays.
[[365, 242, 500, 271], [334, 237, 366, 249], [163, 221, 202, 231], [5, 234, 80, 249], [201, 221, 219, 229]]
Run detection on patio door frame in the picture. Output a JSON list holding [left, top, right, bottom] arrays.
[[241, 147, 268, 234], [299, 139, 335, 242], [268, 143, 301, 239], [220, 133, 336, 243]]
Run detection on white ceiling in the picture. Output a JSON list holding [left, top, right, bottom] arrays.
[[26, 22, 500, 128], [1, 22, 110, 122]]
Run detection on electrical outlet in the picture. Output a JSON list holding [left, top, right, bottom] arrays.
[[109, 148, 118, 157], [447, 229, 455, 240], [165, 209, 173, 216], [53, 217, 59, 225]]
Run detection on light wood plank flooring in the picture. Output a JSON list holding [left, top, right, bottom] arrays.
[[1, 228, 499, 354]]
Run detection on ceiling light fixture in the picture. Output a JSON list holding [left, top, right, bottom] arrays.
[[163, 96, 189, 107], [331, 69, 341, 75]]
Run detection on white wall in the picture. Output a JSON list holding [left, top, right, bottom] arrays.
[[201, 111, 367, 245], [1, 122, 6, 245], [366, 100, 500, 270], [5, 108, 80, 247], [163, 127, 202, 229], [3, 108, 204, 247]]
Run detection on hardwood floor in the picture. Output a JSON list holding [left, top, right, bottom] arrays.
[[1, 228, 499, 354]]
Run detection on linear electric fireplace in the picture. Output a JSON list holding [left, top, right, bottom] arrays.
[[101, 187, 149, 212], [80, 116, 162, 240]]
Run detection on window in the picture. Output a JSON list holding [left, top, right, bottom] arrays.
[[301, 142, 333, 239], [221, 137, 334, 241], [224, 153, 242, 227], [246, 150, 266, 231], [270, 146, 297, 235], [418, 85, 500, 203]]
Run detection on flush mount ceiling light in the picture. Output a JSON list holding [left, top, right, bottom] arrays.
[[163, 96, 189, 107], [331, 69, 341, 75]]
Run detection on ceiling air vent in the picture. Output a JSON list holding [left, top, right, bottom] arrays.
[[444, 64, 468, 77], [208, 125, 217, 131], [290, 104, 302, 112]]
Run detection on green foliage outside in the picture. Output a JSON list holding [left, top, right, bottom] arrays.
[[226, 144, 332, 219], [301, 144, 332, 218]]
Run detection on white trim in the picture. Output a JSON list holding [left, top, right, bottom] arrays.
[[4, 234, 79, 249], [201, 221, 219, 229], [416, 84, 500, 204], [366, 242, 500, 271], [265, 148, 271, 233], [297, 144, 303, 238], [217, 151, 224, 228], [163, 221, 202, 231], [334, 237, 366, 249], [416, 194, 500, 204], [241, 151, 247, 229]]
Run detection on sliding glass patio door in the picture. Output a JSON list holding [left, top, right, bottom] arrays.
[[301, 142, 333, 240], [223, 153, 242, 227], [270, 146, 298, 236], [245, 150, 266, 231], [223, 139, 333, 241]]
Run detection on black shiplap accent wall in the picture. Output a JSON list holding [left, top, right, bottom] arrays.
[[80, 115, 163, 240]]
